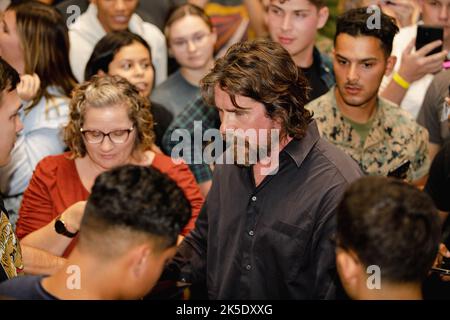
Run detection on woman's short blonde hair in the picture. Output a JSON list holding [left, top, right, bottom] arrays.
[[64, 75, 154, 158]]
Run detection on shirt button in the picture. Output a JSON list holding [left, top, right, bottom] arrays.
[[246, 264, 252, 271], [251, 196, 257, 202], [249, 230, 254, 236]]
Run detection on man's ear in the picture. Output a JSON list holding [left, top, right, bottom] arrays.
[[317, 6, 329, 30], [336, 248, 361, 289], [97, 69, 106, 77], [384, 55, 397, 76], [129, 244, 152, 278]]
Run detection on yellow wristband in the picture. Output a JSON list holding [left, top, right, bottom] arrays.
[[393, 72, 410, 89]]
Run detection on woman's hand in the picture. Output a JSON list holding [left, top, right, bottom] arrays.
[[60, 201, 87, 233], [17, 73, 40, 102]]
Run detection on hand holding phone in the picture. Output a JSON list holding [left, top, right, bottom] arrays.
[[431, 244, 450, 280], [387, 160, 410, 180], [416, 25, 444, 56], [398, 36, 447, 84], [431, 257, 450, 277]]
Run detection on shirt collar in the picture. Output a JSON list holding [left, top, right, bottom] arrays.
[[283, 120, 321, 168]]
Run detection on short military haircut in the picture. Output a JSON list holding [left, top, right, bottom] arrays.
[[337, 176, 441, 284], [79, 165, 191, 257], [335, 7, 399, 57]]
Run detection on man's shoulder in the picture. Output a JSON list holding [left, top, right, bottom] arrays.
[[68, 6, 100, 42], [0, 275, 54, 300], [311, 137, 363, 184], [377, 101, 429, 157], [306, 90, 338, 127], [131, 15, 165, 44], [305, 90, 335, 112], [380, 99, 425, 131]]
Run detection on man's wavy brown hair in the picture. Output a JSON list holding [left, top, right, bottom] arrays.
[[201, 39, 312, 140], [64, 75, 154, 158]]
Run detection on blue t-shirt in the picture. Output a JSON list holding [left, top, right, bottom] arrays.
[[0, 275, 57, 300]]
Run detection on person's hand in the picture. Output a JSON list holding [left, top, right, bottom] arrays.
[[397, 38, 448, 83], [379, 0, 420, 28], [61, 201, 87, 233], [17, 73, 40, 102], [433, 243, 450, 281]]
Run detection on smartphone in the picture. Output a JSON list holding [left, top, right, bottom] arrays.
[[431, 257, 450, 276], [387, 160, 411, 179], [416, 25, 444, 56]]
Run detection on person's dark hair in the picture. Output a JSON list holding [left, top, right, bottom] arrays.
[[0, 57, 20, 101], [337, 176, 441, 284], [334, 7, 399, 57], [7, 1, 77, 110], [80, 165, 191, 255], [84, 31, 153, 81], [201, 39, 312, 140]]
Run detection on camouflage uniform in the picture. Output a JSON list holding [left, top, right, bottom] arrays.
[[306, 88, 430, 181]]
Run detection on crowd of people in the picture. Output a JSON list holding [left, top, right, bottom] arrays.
[[0, 0, 449, 300]]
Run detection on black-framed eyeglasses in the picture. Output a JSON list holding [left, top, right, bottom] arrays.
[[80, 126, 134, 144]]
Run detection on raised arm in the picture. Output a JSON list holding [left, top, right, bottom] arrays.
[[380, 38, 447, 106]]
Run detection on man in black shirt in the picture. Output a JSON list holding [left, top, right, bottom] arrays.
[[164, 39, 362, 299]]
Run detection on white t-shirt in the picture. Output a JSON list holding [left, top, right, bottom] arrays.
[[380, 24, 435, 119], [68, 4, 167, 85]]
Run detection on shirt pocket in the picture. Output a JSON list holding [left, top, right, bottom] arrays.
[[263, 219, 312, 282]]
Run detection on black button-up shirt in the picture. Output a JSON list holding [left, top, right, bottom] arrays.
[[169, 121, 362, 299]]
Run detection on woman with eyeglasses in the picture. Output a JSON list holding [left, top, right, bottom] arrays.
[[84, 31, 173, 149], [151, 3, 217, 117], [15, 76, 204, 259]]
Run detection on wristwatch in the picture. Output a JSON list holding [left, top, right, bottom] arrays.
[[54, 215, 78, 238]]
